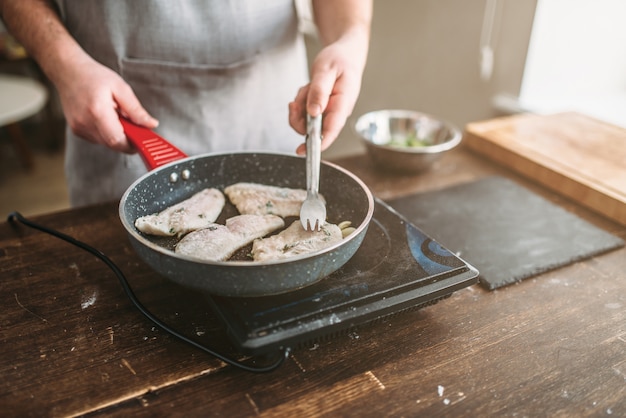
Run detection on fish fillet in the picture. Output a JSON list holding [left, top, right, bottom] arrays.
[[175, 214, 285, 261], [252, 220, 342, 262], [224, 182, 322, 217], [135, 188, 225, 237]]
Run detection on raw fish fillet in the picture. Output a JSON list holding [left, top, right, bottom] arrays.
[[252, 220, 342, 262], [135, 188, 225, 237], [225, 182, 323, 217], [175, 214, 285, 261]]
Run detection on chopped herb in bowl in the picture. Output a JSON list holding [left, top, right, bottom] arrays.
[[387, 134, 429, 148]]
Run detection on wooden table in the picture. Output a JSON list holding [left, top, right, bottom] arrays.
[[1, 143, 625, 417]]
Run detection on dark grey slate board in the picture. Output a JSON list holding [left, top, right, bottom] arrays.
[[388, 176, 625, 290]]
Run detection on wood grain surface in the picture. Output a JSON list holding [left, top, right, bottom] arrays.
[[464, 112, 626, 226], [1, 145, 625, 417]]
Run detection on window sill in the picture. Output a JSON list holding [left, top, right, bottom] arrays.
[[492, 92, 626, 129]]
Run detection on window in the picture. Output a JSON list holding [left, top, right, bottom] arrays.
[[516, 0, 626, 127]]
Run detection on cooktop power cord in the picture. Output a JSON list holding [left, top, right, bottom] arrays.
[[7, 211, 290, 373]]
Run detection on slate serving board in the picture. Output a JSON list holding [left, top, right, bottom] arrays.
[[388, 176, 625, 290]]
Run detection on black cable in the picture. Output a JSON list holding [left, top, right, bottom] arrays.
[[7, 211, 289, 373]]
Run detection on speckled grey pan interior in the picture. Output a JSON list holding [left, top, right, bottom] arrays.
[[119, 152, 374, 297]]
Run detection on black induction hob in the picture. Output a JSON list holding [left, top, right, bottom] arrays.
[[205, 198, 479, 356]]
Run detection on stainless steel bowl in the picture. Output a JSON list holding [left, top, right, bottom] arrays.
[[354, 109, 461, 173]]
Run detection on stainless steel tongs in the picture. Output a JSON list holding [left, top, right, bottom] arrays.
[[300, 114, 326, 231]]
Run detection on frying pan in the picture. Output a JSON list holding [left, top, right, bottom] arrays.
[[118, 118, 374, 297]]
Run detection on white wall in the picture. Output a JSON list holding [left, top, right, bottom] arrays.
[[313, 0, 538, 158]]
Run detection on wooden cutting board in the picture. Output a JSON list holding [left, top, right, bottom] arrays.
[[464, 112, 626, 226]]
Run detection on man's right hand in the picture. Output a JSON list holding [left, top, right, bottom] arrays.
[[56, 55, 159, 154]]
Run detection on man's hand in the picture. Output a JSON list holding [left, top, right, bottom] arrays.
[[289, 39, 364, 155], [56, 55, 158, 153], [288, 0, 372, 155]]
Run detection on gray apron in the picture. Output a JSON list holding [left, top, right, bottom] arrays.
[[54, 0, 308, 207]]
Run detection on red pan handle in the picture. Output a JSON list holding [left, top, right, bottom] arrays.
[[119, 116, 188, 170]]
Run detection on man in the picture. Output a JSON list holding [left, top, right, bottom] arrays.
[[0, 0, 371, 206]]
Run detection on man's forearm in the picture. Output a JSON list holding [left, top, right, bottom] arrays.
[[311, 0, 372, 68], [0, 0, 90, 85]]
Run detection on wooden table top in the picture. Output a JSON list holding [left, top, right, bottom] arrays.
[[1, 142, 625, 417]]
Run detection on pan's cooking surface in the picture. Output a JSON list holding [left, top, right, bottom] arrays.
[[123, 153, 371, 255]]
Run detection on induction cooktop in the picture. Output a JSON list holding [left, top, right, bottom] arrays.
[[205, 198, 479, 356]]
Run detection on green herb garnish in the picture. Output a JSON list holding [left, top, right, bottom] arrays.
[[388, 134, 429, 148]]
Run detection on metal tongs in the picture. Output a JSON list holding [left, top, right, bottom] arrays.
[[300, 114, 326, 231]]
